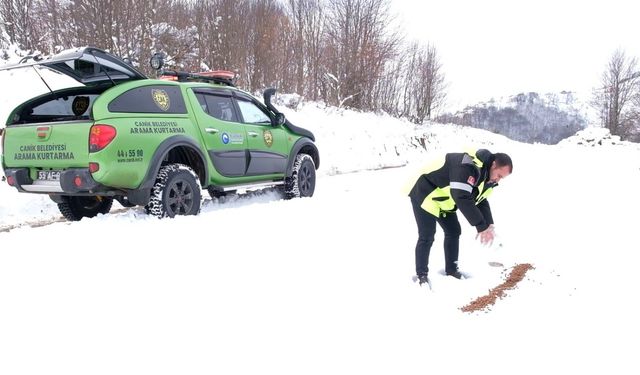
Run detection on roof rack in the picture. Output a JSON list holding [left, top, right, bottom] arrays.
[[159, 69, 238, 86]]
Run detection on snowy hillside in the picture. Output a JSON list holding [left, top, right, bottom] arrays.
[[440, 90, 597, 144], [1, 100, 518, 227], [3, 101, 640, 375], [475, 90, 596, 123], [0, 99, 627, 228]]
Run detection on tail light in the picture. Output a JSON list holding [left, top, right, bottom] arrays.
[[89, 124, 117, 152]]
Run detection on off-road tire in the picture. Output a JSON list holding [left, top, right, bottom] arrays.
[[283, 154, 316, 199], [58, 196, 113, 221], [145, 163, 202, 218]]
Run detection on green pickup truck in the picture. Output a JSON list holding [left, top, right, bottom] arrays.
[[1, 47, 319, 220]]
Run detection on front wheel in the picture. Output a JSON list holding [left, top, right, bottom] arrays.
[[58, 196, 113, 221], [283, 154, 316, 199], [145, 164, 202, 218]]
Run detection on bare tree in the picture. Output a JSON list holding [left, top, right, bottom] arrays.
[[69, 0, 118, 50], [371, 40, 447, 123], [0, 0, 40, 52], [195, 0, 295, 93], [406, 41, 446, 123], [373, 48, 407, 117], [194, 0, 251, 86], [121, 0, 156, 70], [288, 0, 306, 95], [592, 49, 640, 139], [33, 0, 65, 54], [0, 0, 450, 125], [246, 0, 288, 92], [301, 0, 324, 101], [286, 0, 324, 100], [147, 0, 200, 73], [323, 0, 400, 110]]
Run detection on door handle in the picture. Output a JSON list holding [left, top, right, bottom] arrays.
[[248, 131, 258, 137], [205, 128, 219, 134]]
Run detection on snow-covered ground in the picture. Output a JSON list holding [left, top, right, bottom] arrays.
[[2, 97, 640, 374]]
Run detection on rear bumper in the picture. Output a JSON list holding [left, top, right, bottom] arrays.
[[4, 167, 102, 194]]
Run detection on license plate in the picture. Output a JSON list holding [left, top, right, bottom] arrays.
[[38, 170, 61, 181]]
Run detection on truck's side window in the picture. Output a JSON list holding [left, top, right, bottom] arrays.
[[195, 93, 238, 122], [236, 98, 271, 124], [108, 85, 187, 114]]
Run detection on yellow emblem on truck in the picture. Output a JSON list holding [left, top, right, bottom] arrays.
[[263, 130, 273, 147], [152, 89, 170, 111]]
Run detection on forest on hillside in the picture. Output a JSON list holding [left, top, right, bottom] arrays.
[[0, 0, 446, 124], [2, 0, 639, 143], [437, 92, 588, 144]]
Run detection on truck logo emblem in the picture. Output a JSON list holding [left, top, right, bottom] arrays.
[[263, 130, 273, 147], [221, 132, 230, 144], [152, 89, 170, 111], [72, 96, 90, 116]]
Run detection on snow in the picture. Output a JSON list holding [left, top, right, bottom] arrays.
[[2, 91, 640, 374], [0, 67, 79, 125]]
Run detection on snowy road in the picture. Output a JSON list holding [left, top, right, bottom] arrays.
[[2, 141, 640, 374]]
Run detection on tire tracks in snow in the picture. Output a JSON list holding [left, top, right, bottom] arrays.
[[0, 189, 282, 233], [0, 208, 130, 233]]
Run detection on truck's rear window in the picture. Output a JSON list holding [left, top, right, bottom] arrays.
[[31, 94, 97, 116], [10, 93, 98, 124], [8, 85, 110, 125]]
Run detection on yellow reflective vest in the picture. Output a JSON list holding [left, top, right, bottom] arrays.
[[406, 149, 496, 231]]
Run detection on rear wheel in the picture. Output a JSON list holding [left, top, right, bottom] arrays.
[[58, 196, 113, 221], [145, 163, 202, 218], [283, 154, 316, 199]]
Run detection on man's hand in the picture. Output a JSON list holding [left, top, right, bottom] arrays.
[[476, 225, 495, 246]]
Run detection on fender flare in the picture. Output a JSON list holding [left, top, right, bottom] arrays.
[[286, 138, 320, 176], [139, 135, 209, 190]]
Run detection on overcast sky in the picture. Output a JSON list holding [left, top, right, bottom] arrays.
[[391, 0, 640, 110]]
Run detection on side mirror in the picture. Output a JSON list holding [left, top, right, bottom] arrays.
[[273, 112, 286, 126]]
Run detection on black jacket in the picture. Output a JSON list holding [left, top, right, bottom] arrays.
[[408, 149, 497, 232]]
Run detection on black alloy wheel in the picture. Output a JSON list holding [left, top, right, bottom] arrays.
[[166, 177, 196, 217], [297, 159, 315, 196]]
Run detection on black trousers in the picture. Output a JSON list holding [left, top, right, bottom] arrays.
[[410, 198, 461, 276]]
